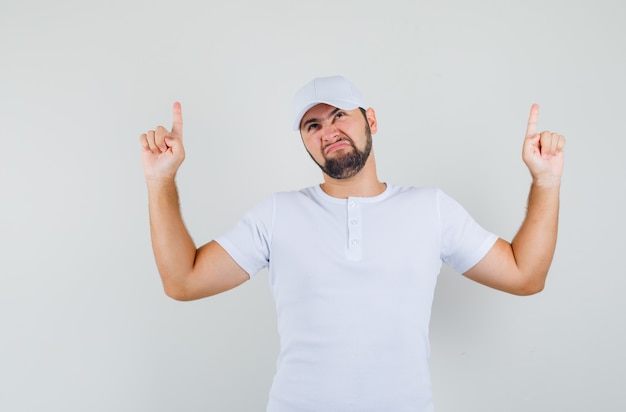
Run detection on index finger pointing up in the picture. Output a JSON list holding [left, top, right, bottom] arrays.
[[171, 101, 183, 137], [526, 103, 539, 138]]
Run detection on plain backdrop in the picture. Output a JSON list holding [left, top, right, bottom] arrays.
[[2, 0, 625, 411]]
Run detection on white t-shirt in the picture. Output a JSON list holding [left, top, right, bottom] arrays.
[[216, 184, 498, 412]]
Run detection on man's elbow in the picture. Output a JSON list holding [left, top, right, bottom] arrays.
[[161, 277, 199, 302], [512, 276, 546, 296], [163, 284, 192, 301], [161, 275, 227, 301]]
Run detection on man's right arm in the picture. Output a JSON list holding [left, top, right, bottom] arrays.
[[140, 103, 249, 301]]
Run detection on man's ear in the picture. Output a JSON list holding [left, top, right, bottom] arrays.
[[365, 107, 378, 134]]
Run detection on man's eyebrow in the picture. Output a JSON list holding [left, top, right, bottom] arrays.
[[301, 107, 341, 129]]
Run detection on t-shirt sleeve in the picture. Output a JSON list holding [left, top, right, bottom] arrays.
[[437, 189, 498, 274], [215, 195, 274, 278]]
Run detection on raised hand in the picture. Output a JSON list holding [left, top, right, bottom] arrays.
[[522, 104, 566, 186], [139, 102, 185, 181]]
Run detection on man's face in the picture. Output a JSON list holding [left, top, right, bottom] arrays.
[[299, 104, 374, 179]]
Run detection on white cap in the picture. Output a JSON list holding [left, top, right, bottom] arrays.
[[292, 75, 367, 130]]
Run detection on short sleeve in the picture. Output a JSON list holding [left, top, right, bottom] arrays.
[[438, 189, 498, 274], [215, 195, 274, 277]]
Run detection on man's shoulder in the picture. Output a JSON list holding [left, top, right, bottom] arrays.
[[272, 186, 318, 201], [258, 186, 320, 211], [386, 184, 441, 200]]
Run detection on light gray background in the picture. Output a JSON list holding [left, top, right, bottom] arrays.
[[2, 0, 625, 411]]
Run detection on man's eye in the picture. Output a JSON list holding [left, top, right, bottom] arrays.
[[335, 112, 345, 119], [307, 124, 319, 132]]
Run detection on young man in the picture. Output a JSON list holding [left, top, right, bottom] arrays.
[[139, 75, 565, 411]]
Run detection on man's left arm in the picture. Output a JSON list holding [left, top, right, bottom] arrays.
[[464, 104, 566, 295]]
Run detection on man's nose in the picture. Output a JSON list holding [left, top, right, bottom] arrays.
[[320, 122, 339, 142]]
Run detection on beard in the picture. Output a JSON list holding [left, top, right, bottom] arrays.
[[308, 124, 373, 180]]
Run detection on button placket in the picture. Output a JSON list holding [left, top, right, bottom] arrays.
[[346, 198, 362, 261]]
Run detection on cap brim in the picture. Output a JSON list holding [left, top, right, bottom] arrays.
[[292, 99, 361, 131]]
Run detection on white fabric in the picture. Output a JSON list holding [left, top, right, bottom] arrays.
[[216, 184, 498, 412]]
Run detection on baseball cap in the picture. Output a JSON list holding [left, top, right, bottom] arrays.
[[292, 75, 367, 131]]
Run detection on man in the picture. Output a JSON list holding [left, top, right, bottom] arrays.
[[139, 75, 565, 411]]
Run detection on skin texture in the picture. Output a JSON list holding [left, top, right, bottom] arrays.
[[298, 104, 386, 199], [140, 103, 248, 301], [464, 104, 565, 295], [139, 102, 565, 299], [300, 107, 373, 179]]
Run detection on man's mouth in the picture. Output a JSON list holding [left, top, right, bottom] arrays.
[[324, 139, 352, 155]]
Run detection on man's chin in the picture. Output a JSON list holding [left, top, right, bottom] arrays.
[[322, 159, 363, 180]]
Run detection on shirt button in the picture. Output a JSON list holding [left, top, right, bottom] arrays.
[[351, 239, 359, 245], [350, 219, 357, 225], [350, 201, 356, 208]]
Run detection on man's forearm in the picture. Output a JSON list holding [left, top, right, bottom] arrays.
[[147, 178, 197, 293], [510, 181, 561, 290]]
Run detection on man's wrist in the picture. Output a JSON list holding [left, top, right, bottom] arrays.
[[531, 176, 561, 189], [145, 175, 177, 190]]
